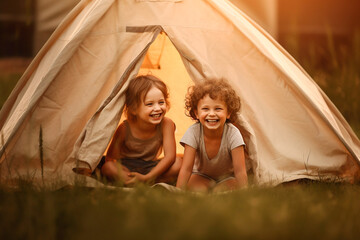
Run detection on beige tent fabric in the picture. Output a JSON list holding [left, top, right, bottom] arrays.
[[229, 0, 278, 38], [34, 0, 82, 53], [32, 0, 278, 55], [1, 0, 359, 186]]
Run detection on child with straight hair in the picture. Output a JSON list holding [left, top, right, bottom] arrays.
[[101, 75, 181, 185], [176, 79, 248, 192]]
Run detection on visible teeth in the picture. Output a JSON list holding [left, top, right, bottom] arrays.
[[207, 119, 218, 122], [152, 114, 161, 118]]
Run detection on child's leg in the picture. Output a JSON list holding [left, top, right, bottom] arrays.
[[212, 178, 238, 192], [156, 154, 183, 184], [187, 174, 213, 192], [101, 161, 131, 182]]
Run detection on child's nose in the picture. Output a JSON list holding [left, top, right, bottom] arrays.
[[154, 103, 161, 110]]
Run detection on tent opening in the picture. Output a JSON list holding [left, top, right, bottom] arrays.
[[107, 33, 194, 155]]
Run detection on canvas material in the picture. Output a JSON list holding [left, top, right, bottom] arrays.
[[0, 0, 359, 186]]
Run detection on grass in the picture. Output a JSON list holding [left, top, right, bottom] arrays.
[[1, 182, 360, 240]]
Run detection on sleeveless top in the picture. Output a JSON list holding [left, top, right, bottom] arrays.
[[119, 120, 163, 161]]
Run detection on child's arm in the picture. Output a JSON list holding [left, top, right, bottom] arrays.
[[176, 145, 196, 189], [126, 117, 176, 184], [232, 146, 248, 188], [105, 123, 126, 162]]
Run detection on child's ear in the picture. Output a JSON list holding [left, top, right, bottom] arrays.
[[129, 106, 137, 115], [227, 112, 231, 120], [194, 110, 199, 120]]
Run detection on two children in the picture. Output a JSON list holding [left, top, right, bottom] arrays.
[[101, 75, 247, 191]]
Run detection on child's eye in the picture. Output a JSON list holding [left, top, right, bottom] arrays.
[[216, 108, 223, 111], [202, 108, 209, 111], [159, 101, 165, 105], [145, 103, 153, 106]]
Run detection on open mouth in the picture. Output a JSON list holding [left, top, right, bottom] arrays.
[[150, 113, 162, 118], [206, 119, 219, 123]]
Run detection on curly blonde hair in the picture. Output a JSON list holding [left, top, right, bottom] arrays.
[[185, 78, 241, 125]]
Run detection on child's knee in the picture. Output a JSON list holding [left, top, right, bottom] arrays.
[[101, 161, 118, 178]]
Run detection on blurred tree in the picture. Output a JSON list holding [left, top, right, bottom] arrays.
[[0, 0, 34, 57]]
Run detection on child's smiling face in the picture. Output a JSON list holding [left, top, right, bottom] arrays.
[[195, 94, 230, 132], [136, 86, 167, 125]]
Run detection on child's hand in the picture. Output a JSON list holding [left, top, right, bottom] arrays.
[[125, 172, 149, 185]]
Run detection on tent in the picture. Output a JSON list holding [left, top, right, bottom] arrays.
[[32, 0, 277, 54], [1, 0, 360, 186]]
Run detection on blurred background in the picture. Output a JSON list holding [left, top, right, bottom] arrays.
[[0, 0, 359, 132]]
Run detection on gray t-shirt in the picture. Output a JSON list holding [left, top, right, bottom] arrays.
[[180, 123, 245, 181]]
